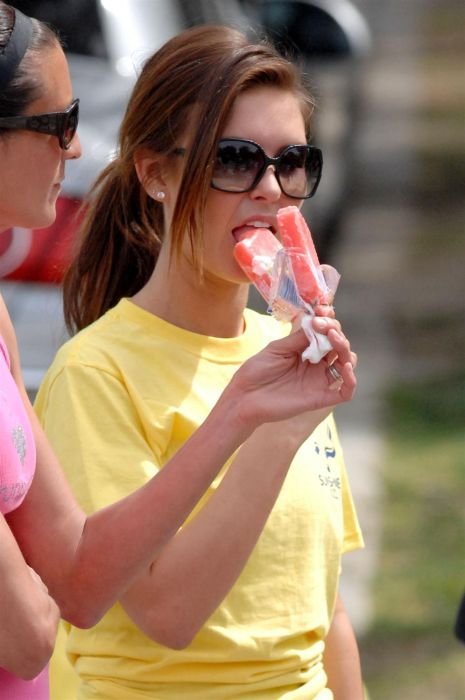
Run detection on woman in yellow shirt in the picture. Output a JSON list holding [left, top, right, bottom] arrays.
[[1, 5, 354, 698], [36, 24, 363, 700]]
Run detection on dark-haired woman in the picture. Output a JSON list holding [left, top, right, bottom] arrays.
[[35, 21, 364, 700], [0, 4, 357, 699]]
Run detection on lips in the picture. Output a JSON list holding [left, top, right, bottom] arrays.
[[232, 221, 276, 243]]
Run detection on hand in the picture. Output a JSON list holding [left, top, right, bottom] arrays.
[[228, 319, 356, 430], [312, 316, 358, 387]]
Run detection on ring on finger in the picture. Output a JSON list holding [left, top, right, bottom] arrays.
[[327, 364, 343, 384]]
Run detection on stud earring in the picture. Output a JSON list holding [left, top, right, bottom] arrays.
[[156, 191, 165, 200]]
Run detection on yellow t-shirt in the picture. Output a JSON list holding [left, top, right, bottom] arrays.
[[35, 299, 363, 700]]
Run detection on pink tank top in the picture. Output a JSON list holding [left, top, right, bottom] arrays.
[[0, 667, 49, 700], [0, 335, 48, 699], [0, 334, 36, 514]]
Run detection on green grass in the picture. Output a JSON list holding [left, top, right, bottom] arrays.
[[360, 374, 465, 699]]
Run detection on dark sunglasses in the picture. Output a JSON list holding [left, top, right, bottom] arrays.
[[0, 98, 79, 150], [211, 138, 323, 199]]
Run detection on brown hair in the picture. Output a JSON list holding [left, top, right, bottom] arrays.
[[0, 2, 59, 118], [63, 24, 315, 333]]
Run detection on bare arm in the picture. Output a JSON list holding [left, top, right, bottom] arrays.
[[120, 409, 328, 648], [323, 594, 364, 700], [115, 325, 357, 647], [2, 294, 355, 629], [2, 294, 249, 628], [0, 514, 60, 679], [8, 379, 252, 629]]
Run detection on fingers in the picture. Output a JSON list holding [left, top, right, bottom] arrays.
[[290, 310, 306, 332], [269, 327, 310, 355], [337, 361, 357, 400], [327, 327, 351, 360], [312, 317, 355, 365], [312, 316, 341, 335], [326, 363, 344, 389], [313, 303, 335, 319], [312, 317, 357, 399]]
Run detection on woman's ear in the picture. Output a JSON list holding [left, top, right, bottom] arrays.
[[134, 147, 167, 201]]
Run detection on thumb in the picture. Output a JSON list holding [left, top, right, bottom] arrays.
[[270, 327, 309, 356]]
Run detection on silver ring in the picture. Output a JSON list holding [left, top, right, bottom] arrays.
[[327, 364, 343, 384]]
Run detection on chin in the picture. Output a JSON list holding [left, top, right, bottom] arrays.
[[32, 206, 58, 230]]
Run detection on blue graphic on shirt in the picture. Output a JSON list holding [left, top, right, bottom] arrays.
[[313, 425, 341, 499]]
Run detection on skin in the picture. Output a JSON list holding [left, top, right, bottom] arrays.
[[0, 44, 81, 231], [0, 41, 78, 680], [323, 596, 365, 699], [0, 53, 358, 685], [134, 87, 309, 338]]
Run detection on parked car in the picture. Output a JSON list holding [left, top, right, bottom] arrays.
[[1, 0, 370, 393]]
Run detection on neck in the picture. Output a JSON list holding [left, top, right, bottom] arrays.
[[132, 258, 249, 339]]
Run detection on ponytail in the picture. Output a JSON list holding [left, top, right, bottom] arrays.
[[63, 159, 163, 334]]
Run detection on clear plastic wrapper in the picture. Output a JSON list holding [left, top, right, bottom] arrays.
[[269, 248, 340, 362], [233, 207, 341, 363]]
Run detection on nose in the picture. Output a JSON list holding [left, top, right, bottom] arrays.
[[249, 165, 282, 202], [65, 132, 82, 160]]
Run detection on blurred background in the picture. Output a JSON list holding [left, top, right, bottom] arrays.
[[1, 1, 464, 697], [330, 1, 465, 697]]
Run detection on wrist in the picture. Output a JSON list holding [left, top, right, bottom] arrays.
[[252, 421, 307, 456], [212, 379, 258, 444], [196, 394, 249, 462], [264, 408, 330, 451]]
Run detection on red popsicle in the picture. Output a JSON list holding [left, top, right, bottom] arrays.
[[233, 228, 283, 303], [276, 206, 330, 306]]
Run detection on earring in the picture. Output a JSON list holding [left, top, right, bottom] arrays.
[[156, 191, 165, 200]]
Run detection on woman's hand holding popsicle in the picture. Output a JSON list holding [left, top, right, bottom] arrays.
[[223, 317, 356, 436]]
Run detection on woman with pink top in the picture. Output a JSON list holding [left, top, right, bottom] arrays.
[[0, 3, 357, 698]]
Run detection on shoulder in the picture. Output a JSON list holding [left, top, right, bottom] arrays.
[[0, 294, 23, 384], [0, 294, 16, 353], [53, 300, 132, 366], [38, 299, 144, 391]]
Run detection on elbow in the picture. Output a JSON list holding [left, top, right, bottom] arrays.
[[17, 651, 53, 682], [58, 587, 105, 630], [134, 609, 202, 650], [66, 604, 199, 649], [160, 628, 198, 651], [150, 628, 198, 651], [9, 623, 56, 680], [60, 601, 102, 630], [56, 573, 116, 630], [154, 618, 204, 651]]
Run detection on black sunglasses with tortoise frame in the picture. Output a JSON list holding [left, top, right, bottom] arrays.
[[0, 98, 79, 150]]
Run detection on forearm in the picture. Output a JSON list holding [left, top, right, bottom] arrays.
[[0, 516, 60, 679], [121, 417, 321, 648], [27, 394, 248, 627], [20, 324, 353, 627], [323, 595, 364, 700]]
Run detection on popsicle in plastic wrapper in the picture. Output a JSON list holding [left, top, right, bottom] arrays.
[[276, 205, 332, 306], [233, 210, 341, 363], [275, 206, 341, 362], [233, 228, 283, 304]]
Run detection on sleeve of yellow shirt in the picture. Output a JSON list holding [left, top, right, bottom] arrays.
[[36, 361, 166, 513]]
